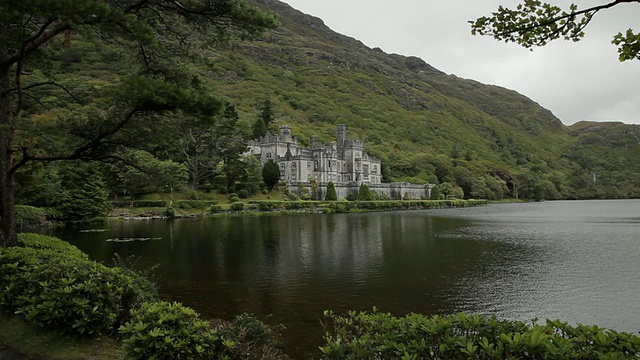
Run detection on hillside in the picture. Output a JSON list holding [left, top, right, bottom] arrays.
[[13, 0, 639, 204], [194, 0, 638, 199]]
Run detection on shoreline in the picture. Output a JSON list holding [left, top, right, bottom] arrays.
[[109, 199, 488, 221]]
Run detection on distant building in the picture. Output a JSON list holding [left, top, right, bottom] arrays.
[[249, 124, 431, 200], [249, 124, 381, 185]]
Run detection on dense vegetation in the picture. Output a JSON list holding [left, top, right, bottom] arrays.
[[6, 0, 640, 227], [0, 234, 287, 359]]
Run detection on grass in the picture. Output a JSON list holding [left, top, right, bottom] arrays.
[[0, 313, 125, 360]]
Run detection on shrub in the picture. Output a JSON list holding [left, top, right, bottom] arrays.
[[119, 301, 217, 360], [184, 190, 199, 200], [14, 205, 48, 227], [215, 313, 286, 359], [229, 196, 240, 203], [319, 310, 640, 359], [230, 202, 244, 211], [209, 205, 223, 213], [218, 185, 228, 194], [228, 193, 238, 200], [18, 233, 87, 259], [164, 206, 176, 218], [262, 189, 268, 195], [111, 200, 167, 208], [238, 189, 249, 199], [325, 182, 337, 201], [0, 235, 157, 336]]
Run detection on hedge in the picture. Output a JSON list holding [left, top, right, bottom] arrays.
[[320, 310, 640, 359], [0, 234, 158, 336]]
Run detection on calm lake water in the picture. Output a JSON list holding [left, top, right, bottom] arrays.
[[46, 200, 640, 357]]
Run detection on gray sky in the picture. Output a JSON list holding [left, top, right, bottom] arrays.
[[282, 0, 640, 125]]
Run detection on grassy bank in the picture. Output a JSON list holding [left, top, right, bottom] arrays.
[[0, 313, 124, 360]]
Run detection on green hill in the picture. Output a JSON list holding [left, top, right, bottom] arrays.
[[194, 0, 638, 199], [14, 0, 640, 203]]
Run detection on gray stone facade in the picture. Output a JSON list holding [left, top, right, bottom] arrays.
[[249, 125, 432, 200]]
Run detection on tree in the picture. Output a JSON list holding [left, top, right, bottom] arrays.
[[470, 1, 640, 61], [259, 98, 276, 130], [357, 183, 375, 201], [325, 181, 338, 201], [251, 117, 268, 140], [430, 185, 443, 200], [262, 160, 280, 191], [0, 0, 279, 246]]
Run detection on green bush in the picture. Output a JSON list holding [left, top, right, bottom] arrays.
[[14, 205, 48, 227], [218, 185, 228, 194], [319, 310, 640, 359], [228, 193, 238, 200], [215, 313, 286, 359], [230, 202, 244, 211], [174, 200, 218, 210], [229, 196, 240, 203], [164, 206, 176, 218], [0, 236, 157, 336], [209, 205, 223, 213], [111, 200, 167, 208], [238, 189, 249, 199], [18, 233, 87, 259], [119, 301, 217, 360]]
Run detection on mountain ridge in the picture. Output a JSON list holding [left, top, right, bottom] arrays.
[[206, 0, 640, 199]]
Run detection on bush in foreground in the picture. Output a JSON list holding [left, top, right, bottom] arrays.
[[120, 303, 287, 360], [119, 301, 217, 360], [0, 234, 157, 336], [319, 309, 640, 359]]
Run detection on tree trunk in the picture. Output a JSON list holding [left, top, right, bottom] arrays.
[[0, 65, 18, 247]]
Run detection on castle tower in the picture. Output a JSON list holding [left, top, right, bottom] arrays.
[[337, 124, 346, 149]]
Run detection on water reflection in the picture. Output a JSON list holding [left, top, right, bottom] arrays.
[[46, 200, 640, 357]]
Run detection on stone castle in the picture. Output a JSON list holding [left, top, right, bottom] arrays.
[[249, 124, 432, 200]]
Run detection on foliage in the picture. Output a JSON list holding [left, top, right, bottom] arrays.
[[325, 181, 338, 201], [230, 202, 245, 211], [13, 205, 48, 227], [430, 185, 443, 200], [470, 1, 640, 61], [219, 185, 228, 194], [357, 183, 376, 201], [119, 301, 217, 360], [209, 205, 223, 213], [57, 164, 110, 223], [320, 309, 640, 359], [238, 189, 249, 198], [215, 313, 287, 360], [164, 206, 176, 218], [112, 200, 168, 208], [0, 0, 279, 246], [262, 160, 281, 191], [0, 235, 156, 336]]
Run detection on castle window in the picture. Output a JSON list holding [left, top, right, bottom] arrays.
[[292, 163, 297, 170], [307, 162, 311, 169], [266, 153, 272, 159], [372, 165, 377, 174]]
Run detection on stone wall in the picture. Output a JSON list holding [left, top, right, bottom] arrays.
[[287, 182, 433, 201]]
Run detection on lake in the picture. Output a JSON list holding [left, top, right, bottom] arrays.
[[46, 200, 640, 357]]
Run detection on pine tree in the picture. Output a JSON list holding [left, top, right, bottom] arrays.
[[325, 181, 338, 201], [357, 183, 375, 201], [262, 160, 280, 191]]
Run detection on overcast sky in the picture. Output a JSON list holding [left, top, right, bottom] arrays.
[[282, 0, 640, 125]]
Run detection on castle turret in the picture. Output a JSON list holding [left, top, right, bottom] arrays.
[[337, 124, 346, 149]]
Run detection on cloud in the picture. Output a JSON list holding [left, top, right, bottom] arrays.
[[283, 0, 640, 124]]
